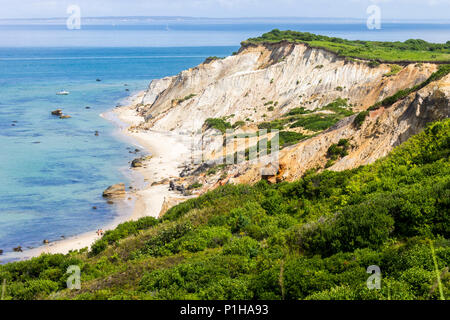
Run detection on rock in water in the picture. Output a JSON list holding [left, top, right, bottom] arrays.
[[131, 158, 143, 168], [51, 109, 63, 116], [43, 240, 49, 244], [13, 246, 22, 252], [0, 249, 3, 255], [59, 115, 71, 119], [102, 183, 126, 198]]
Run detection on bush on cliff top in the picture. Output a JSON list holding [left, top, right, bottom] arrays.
[[244, 29, 450, 62]]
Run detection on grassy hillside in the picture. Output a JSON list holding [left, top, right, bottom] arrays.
[[0, 118, 448, 300], [243, 29, 450, 62]]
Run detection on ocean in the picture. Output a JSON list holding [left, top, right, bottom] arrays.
[[0, 19, 448, 261]]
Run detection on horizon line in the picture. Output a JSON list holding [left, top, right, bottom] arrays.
[[1, 16, 450, 22]]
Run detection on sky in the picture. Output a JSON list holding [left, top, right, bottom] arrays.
[[0, 0, 450, 20]]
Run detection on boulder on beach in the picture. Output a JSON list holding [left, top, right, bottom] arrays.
[[60, 115, 71, 119], [131, 155, 152, 168], [131, 158, 143, 168], [13, 246, 22, 252], [43, 240, 49, 244], [51, 109, 63, 116], [102, 183, 126, 198]]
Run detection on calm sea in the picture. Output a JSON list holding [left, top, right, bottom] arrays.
[[0, 20, 448, 261]]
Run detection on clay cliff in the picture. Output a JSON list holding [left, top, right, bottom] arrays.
[[126, 41, 449, 199]]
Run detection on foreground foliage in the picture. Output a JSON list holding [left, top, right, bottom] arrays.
[[1, 119, 449, 300]]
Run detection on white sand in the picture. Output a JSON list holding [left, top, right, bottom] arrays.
[[1, 91, 190, 263]]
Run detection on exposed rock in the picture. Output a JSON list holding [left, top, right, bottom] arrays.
[[60, 115, 71, 119], [0, 249, 3, 255], [131, 158, 143, 168], [159, 197, 187, 218], [43, 240, 49, 244], [131, 155, 152, 168], [51, 109, 63, 116], [102, 183, 126, 198], [152, 178, 170, 186], [13, 246, 22, 252]]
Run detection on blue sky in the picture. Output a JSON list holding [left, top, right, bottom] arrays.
[[0, 0, 449, 20]]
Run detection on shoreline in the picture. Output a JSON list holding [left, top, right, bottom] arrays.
[[1, 90, 190, 263]]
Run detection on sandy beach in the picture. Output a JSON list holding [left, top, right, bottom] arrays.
[[1, 91, 191, 262]]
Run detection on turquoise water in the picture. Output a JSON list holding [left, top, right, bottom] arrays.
[[0, 46, 237, 259], [0, 20, 448, 261]]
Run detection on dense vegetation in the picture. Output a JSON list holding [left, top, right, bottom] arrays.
[[0, 118, 448, 300], [244, 29, 450, 62], [258, 98, 354, 134], [204, 118, 233, 134]]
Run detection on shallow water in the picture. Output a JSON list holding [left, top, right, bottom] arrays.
[[0, 46, 236, 259]]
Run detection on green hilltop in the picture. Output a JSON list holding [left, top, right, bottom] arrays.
[[243, 29, 450, 63], [1, 118, 449, 300]]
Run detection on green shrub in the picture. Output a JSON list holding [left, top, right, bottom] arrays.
[[91, 217, 158, 255], [278, 131, 308, 147], [232, 120, 246, 129], [204, 118, 232, 133], [223, 237, 260, 258], [353, 111, 369, 129], [290, 114, 341, 131], [177, 226, 232, 253], [296, 199, 395, 256], [7, 279, 59, 300], [327, 139, 350, 160], [188, 182, 203, 190]]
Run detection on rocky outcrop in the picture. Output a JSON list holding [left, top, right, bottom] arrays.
[[102, 183, 126, 198], [131, 156, 152, 168]]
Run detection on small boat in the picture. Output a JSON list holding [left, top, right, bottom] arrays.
[[56, 90, 70, 95]]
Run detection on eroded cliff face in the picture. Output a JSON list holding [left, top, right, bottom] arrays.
[[234, 73, 450, 185], [129, 41, 449, 196], [136, 42, 436, 132]]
